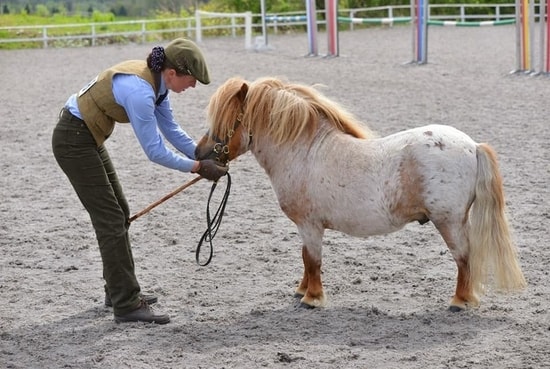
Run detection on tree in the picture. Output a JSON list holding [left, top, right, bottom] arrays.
[[114, 5, 128, 16], [65, 0, 73, 14]]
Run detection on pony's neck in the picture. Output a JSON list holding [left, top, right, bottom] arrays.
[[250, 136, 308, 176], [250, 118, 346, 176]]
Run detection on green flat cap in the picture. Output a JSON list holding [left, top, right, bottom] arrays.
[[165, 38, 210, 84]]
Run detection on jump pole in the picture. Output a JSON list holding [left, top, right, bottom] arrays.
[[513, 0, 550, 75], [539, 0, 550, 74], [411, 0, 429, 64], [546, 0, 550, 73], [514, 0, 534, 73], [325, 0, 339, 56], [526, 0, 535, 71], [306, 0, 318, 56]]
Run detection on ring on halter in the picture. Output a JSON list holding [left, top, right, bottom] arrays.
[[213, 143, 230, 155]]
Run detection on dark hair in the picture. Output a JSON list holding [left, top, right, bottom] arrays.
[[147, 45, 192, 76], [147, 46, 166, 73]]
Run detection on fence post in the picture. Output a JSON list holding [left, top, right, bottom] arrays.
[[187, 19, 192, 38], [141, 21, 146, 44], [259, 0, 268, 48], [195, 11, 202, 43], [91, 24, 96, 46], [42, 27, 47, 48], [244, 11, 252, 50]]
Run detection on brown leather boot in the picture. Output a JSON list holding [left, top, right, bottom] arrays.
[[114, 300, 170, 324]]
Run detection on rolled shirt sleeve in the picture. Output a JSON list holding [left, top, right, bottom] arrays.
[[112, 74, 196, 172]]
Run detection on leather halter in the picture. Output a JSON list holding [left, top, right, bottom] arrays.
[[209, 112, 251, 164]]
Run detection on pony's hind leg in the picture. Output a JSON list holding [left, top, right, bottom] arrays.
[[434, 221, 480, 311]]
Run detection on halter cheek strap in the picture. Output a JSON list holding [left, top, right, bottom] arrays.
[[209, 112, 250, 164]]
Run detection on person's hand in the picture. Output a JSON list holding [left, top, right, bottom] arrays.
[[193, 160, 228, 181]]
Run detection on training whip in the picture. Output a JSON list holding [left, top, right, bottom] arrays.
[[128, 176, 202, 223]]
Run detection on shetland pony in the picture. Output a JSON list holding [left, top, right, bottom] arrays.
[[195, 76, 526, 311]]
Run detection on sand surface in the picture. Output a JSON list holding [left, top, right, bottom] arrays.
[[1, 25, 549, 368]]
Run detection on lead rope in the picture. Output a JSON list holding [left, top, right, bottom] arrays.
[[195, 172, 231, 266]]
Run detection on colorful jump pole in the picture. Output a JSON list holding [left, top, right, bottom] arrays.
[[306, 0, 318, 56], [539, 0, 545, 73], [514, 0, 534, 72], [325, 0, 339, 56], [411, 0, 429, 64], [512, 0, 550, 75], [547, 0, 550, 73], [539, 0, 550, 74]]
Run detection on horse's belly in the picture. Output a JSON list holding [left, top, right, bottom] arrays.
[[320, 200, 408, 237], [328, 216, 405, 238]]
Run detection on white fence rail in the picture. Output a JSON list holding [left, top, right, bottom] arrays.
[[0, 4, 521, 49]]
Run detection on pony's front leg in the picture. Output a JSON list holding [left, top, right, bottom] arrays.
[[295, 240, 326, 308]]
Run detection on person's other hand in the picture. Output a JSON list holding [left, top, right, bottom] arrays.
[[193, 160, 228, 181]]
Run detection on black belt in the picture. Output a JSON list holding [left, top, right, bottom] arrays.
[[60, 107, 86, 124]]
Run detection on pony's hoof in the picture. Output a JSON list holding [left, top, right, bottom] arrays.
[[299, 302, 316, 309], [300, 295, 327, 308], [449, 295, 479, 311], [448, 305, 464, 313]]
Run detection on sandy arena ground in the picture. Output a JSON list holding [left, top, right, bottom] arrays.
[[1, 25, 549, 368]]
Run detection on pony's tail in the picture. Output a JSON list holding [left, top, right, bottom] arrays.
[[468, 143, 526, 296]]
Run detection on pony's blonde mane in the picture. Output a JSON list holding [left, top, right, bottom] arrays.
[[207, 76, 376, 145], [207, 77, 248, 141]]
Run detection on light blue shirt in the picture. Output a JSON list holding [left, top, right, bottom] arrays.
[[65, 73, 196, 172]]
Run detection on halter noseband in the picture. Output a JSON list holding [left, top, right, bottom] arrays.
[[209, 112, 251, 164]]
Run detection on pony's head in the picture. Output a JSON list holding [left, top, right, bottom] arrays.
[[195, 77, 251, 164]]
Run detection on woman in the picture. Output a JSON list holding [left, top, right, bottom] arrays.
[[52, 38, 227, 324]]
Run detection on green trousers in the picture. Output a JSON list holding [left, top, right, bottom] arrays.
[[52, 108, 141, 314]]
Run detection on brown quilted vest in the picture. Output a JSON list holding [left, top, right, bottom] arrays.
[[77, 60, 160, 146]]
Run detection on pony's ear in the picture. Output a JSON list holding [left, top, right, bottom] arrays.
[[237, 83, 249, 103]]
